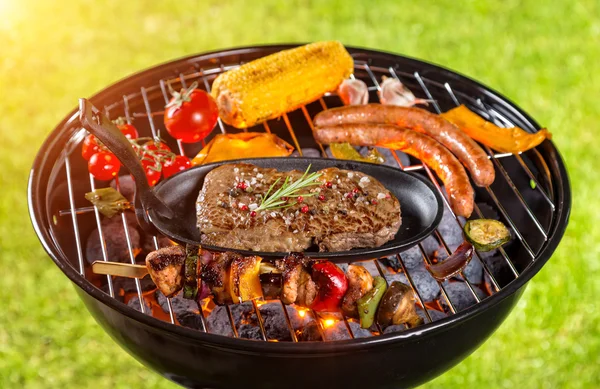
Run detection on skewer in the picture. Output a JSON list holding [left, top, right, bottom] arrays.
[[92, 260, 281, 279]]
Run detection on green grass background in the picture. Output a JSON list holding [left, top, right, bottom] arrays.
[[1, 0, 598, 387]]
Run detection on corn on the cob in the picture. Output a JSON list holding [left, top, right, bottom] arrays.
[[211, 41, 354, 128]]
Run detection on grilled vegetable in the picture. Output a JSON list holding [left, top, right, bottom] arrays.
[[427, 241, 474, 280], [338, 79, 369, 105], [441, 105, 552, 153], [191, 133, 294, 165], [378, 76, 430, 107], [463, 219, 511, 252], [330, 143, 385, 164], [183, 245, 200, 299], [310, 261, 348, 312], [342, 264, 374, 318], [211, 41, 354, 128], [357, 276, 387, 329], [377, 281, 422, 328], [228, 255, 263, 303]]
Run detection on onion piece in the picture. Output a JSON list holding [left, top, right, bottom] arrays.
[[338, 79, 369, 105], [378, 76, 432, 107], [426, 241, 474, 280]]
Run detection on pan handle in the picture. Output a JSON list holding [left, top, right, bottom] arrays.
[[78, 99, 174, 224]]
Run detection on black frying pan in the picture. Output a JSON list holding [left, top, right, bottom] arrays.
[[79, 98, 443, 262]]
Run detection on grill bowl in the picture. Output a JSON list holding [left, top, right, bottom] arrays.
[[28, 44, 570, 389]]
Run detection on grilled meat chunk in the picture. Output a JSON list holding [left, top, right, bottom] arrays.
[[196, 164, 401, 252], [341, 264, 374, 317], [277, 253, 308, 305], [145, 246, 186, 297], [200, 251, 236, 305]]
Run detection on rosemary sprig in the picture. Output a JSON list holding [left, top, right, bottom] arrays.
[[255, 165, 322, 212]]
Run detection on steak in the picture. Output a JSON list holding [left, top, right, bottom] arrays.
[[196, 163, 401, 252]]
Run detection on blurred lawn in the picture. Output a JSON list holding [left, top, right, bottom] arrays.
[[1, 0, 599, 387]]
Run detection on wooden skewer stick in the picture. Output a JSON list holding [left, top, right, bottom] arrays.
[[92, 261, 148, 279], [92, 260, 281, 279]]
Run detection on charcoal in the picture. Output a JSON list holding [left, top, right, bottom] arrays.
[[439, 281, 486, 312], [298, 321, 322, 341], [156, 291, 199, 316], [238, 324, 263, 340], [323, 320, 352, 341], [85, 212, 141, 264], [477, 202, 500, 220], [110, 175, 136, 202], [436, 206, 465, 250], [399, 246, 424, 269], [176, 313, 206, 330], [346, 321, 373, 338], [462, 257, 484, 285], [379, 256, 402, 272], [206, 306, 234, 336], [285, 305, 313, 329], [416, 307, 447, 323], [337, 263, 349, 274], [421, 235, 442, 262], [385, 272, 409, 286], [127, 296, 151, 314], [111, 274, 155, 294], [258, 303, 294, 341], [229, 302, 255, 325], [407, 268, 440, 302], [383, 324, 406, 334]]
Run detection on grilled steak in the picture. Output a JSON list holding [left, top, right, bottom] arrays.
[[196, 163, 401, 252]]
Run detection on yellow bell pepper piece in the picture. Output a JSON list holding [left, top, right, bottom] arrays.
[[441, 105, 551, 154], [192, 133, 294, 165]]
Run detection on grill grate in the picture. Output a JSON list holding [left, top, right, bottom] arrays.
[[55, 52, 556, 342]]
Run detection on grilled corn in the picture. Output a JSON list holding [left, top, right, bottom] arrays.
[[211, 41, 354, 128]]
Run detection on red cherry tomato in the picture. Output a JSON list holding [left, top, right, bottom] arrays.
[[164, 88, 218, 143], [82, 135, 101, 161], [117, 123, 139, 140], [162, 155, 191, 179], [142, 157, 162, 186], [143, 140, 171, 153], [88, 152, 121, 181]]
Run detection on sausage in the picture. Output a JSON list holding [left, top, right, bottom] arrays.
[[314, 104, 495, 187], [314, 123, 474, 217]]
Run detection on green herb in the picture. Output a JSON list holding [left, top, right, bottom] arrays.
[[255, 165, 322, 212], [530, 179, 537, 189], [84, 187, 132, 218]]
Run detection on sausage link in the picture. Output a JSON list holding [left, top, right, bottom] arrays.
[[314, 124, 474, 217], [314, 104, 495, 187]]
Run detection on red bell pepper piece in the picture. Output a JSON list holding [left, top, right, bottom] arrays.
[[310, 261, 348, 312]]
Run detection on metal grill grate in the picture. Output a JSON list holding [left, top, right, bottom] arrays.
[[54, 51, 556, 342]]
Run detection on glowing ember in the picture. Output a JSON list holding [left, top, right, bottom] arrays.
[[297, 309, 307, 318], [323, 319, 336, 328]]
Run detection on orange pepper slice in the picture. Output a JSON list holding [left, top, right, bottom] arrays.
[[441, 105, 551, 154], [192, 132, 294, 165]]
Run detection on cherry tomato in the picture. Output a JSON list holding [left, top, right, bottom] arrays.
[[82, 135, 101, 161], [143, 140, 171, 153], [164, 87, 218, 143], [117, 123, 139, 140], [88, 152, 121, 181], [162, 155, 191, 179], [141, 157, 162, 186]]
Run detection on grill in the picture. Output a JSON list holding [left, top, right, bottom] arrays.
[[29, 45, 570, 388]]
